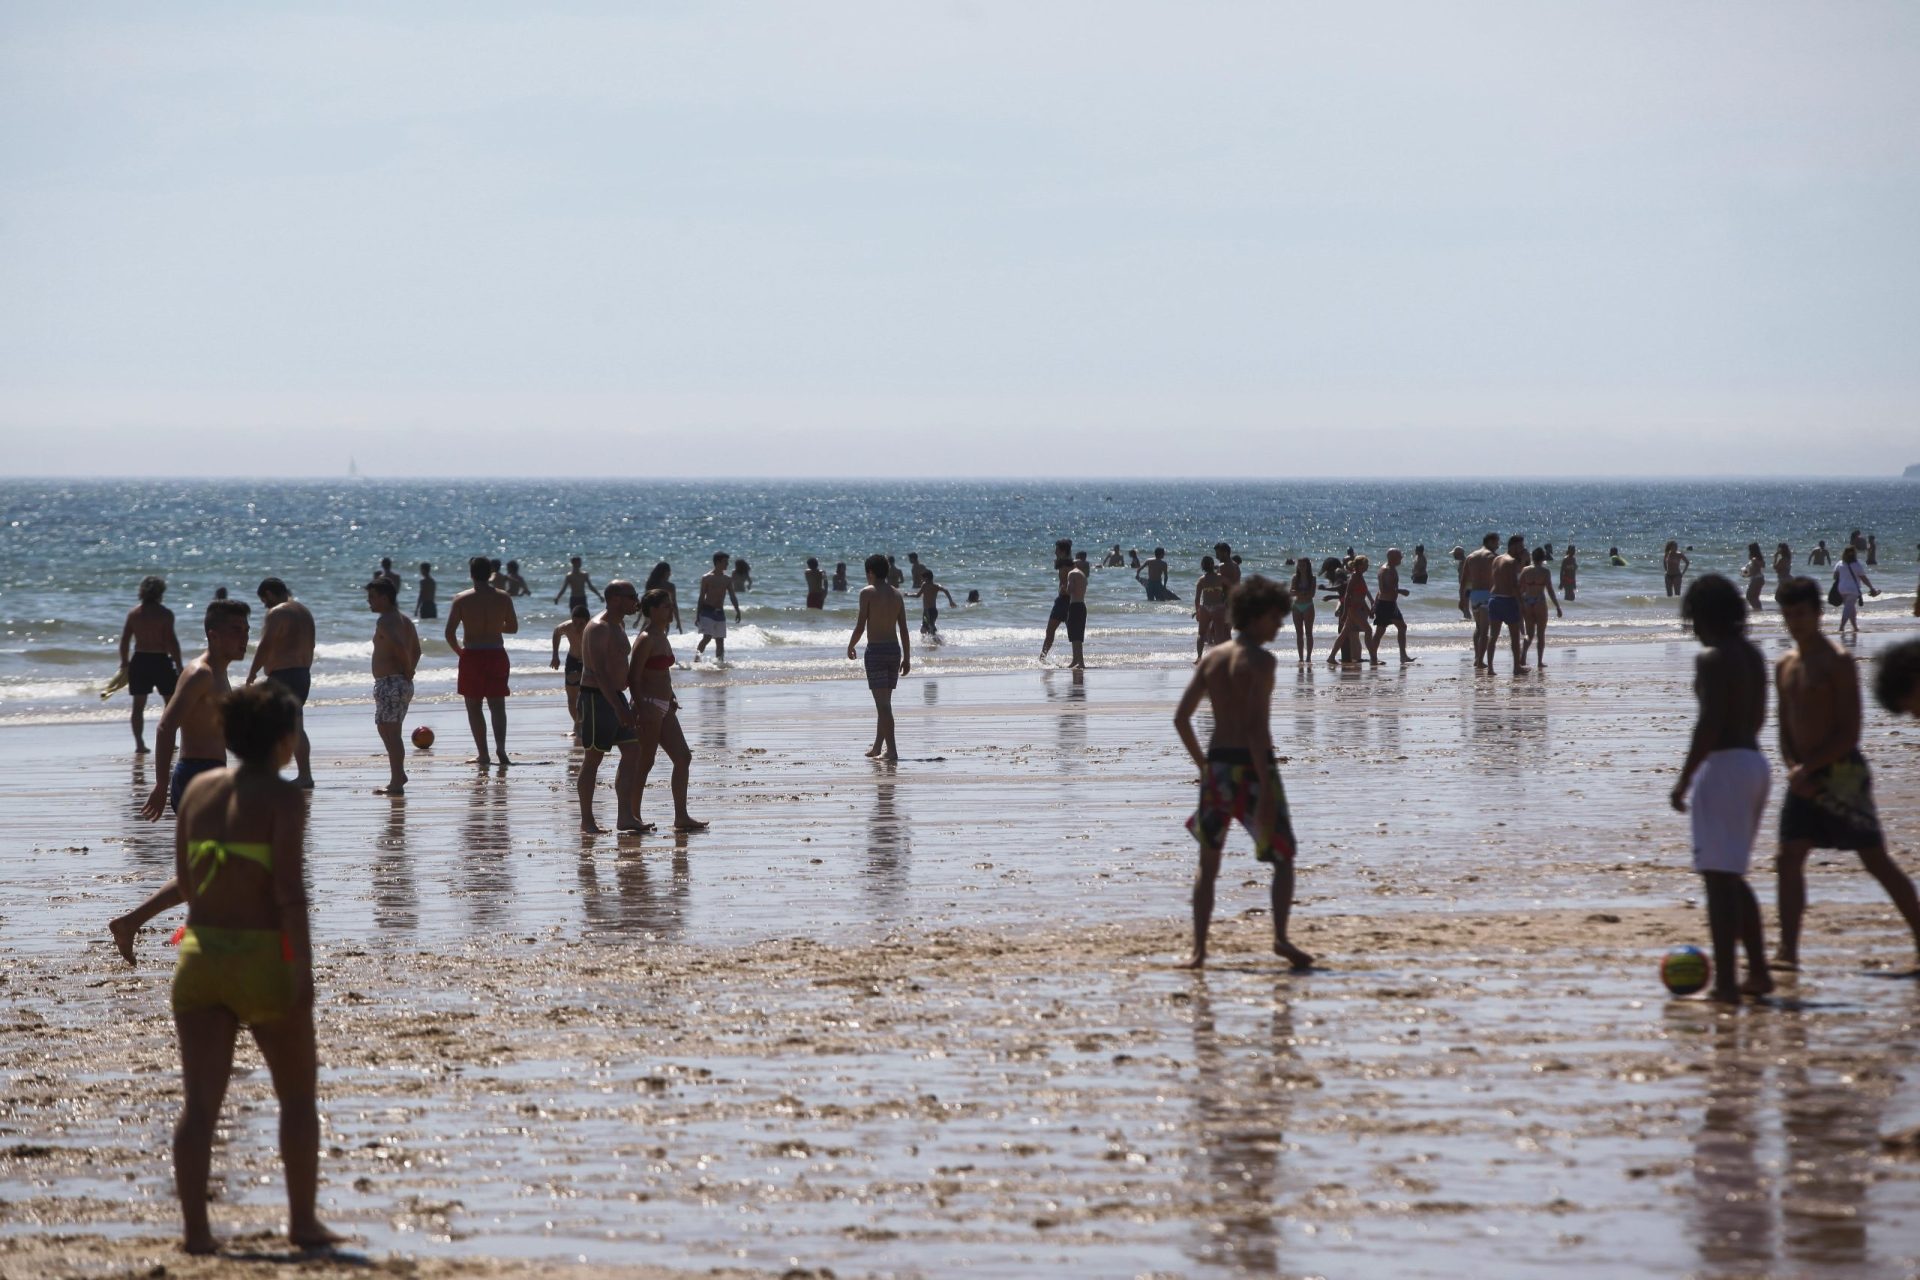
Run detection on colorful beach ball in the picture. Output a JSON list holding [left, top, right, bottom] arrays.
[[1661, 945, 1710, 996], [410, 725, 435, 750]]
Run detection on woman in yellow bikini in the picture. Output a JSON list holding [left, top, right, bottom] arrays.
[[169, 681, 337, 1255], [629, 587, 709, 832]]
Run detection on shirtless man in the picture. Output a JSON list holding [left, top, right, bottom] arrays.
[[1772, 576, 1920, 972], [446, 555, 519, 767], [247, 579, 316, 787], [832, 562, 849, 593], [504, 560, 532, 597], [488, 559, 509, 591], [1410, 545, 1428, 586], [551, 605, 590, 736], [1065, 551, 1092, 668], [693, 552, 741, 662], [847, 553, 912, 760], [575, 580, 642, 834], [1485, 536, 1529, 674], [112, 598, 253, 962], [1671, 575, 1772, 1000], [1460, 533, 1499, 667], [367, 577, 421, 795], [1104, 544, 1125, 568], [1173, 574, 1310, 971], [804, 558, 828, 609], [118, 576, 182, 753], [377, 557, 403, 593], [1214, 542, 1241, 593], [1559, 545, 1578, 602], [553, 556, 602, 613], [415, 562, 438, 620], [1370, 548, 1415, 663], [911, 566, 957, 638], [1808, 540, 1831, 567], [1141, 547, 1177, 601], [1040, 539, 1074, 657]]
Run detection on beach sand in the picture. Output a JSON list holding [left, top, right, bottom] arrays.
[[5, 634, 1920, 1277]]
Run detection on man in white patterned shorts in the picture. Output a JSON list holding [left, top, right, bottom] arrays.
[[368, 578, 421, 796]]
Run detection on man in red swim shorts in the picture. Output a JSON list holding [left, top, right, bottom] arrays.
[[446, 555, 519, 767]]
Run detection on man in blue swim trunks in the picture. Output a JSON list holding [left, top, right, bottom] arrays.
[[139, 597, 251, 823], [1460, 533, 1498, 669], [1486, 534, 1530, 674]]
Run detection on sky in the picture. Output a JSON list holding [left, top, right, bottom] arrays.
[[2, 2, 1917, 478]]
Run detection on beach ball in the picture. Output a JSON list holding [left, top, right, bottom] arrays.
[[411, 725, 435, 750], [1661, 945, 1710, 996]]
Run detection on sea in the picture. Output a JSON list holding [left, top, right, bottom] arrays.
[[0, 477, 1913, 724]]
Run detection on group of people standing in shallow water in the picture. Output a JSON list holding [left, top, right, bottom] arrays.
[[91, 524, 1920, 1256]]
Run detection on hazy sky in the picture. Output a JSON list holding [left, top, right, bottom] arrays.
[[3, 2, 1917, 477]]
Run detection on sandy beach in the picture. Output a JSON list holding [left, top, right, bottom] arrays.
[[5, 633, 1920, 1278]]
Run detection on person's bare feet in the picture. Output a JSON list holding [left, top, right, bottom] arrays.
[[294, 776, 315, 790], [1707, 986, 1742, 1005], [496, 754, 513, 768], [1769, 955, 1800, 972], [617, 817, 654, 834], [1740, 970, 1775, 998], [580, 818, 604, 834], [109, 915, 138, 966], [674, 816, 710, 832], [181, 1231, 218, 1256], [375, 778, 406, 796], [881, 750, 900, 762], [290, 1222, 346, 1252], [1400, 655, 1417, 664], [1275, 942, 1315, 971], [864, 745, 883, 758], [1178, 952, 1207, 970], [134, 741, 149, 755], [1512, 665, 1529, 674], [466, 755, 491, 768]]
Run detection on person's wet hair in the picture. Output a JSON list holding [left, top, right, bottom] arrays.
[[1747, 543, 1762, 560], [645, 562, 672, 591], [1532, 547, 1548, 564], [365, 577, 397, 601], [1413, 544, 1425, 554], [469, 556, 491, 584], [1507, 535, 1525, 552], [571, 556, 583, 567], [712, 551, 730, 566], [256, 576, 288, 602], [420, 562, 432, 574], [1872, 640, 1920, 714], [223, 680, 299, 766], [507, 560, 519, 572], [489, 559, 502, 572], [1320, 556, 1342, 577], [806, 557, 819, 569], [138, 576, 167, 603], [863, 553, 888, 580], [1665, 540, 1678, 553], [204, 598, 251, 631], [1201, 555, 1216, 574], [734, 560, 750, 574], [1153, 547, 1165, 557], [1681, 574, 1746, 636], [571, 604, 591, 621], [1231, 575, 1290, 631], [640, 588, 672, 616], [1483, 533, 1499, 548], [1776, 576, 1821, 611], [213, 587, 228, 599]]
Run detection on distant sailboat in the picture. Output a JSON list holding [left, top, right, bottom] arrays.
[[349, 456, 361, 480]]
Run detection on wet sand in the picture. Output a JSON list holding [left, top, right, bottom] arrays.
[[5, 634, 1920, 1277]]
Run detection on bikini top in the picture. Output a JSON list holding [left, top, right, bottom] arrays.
[[186, 838, 273, 895], [644, 651, 674, 670]]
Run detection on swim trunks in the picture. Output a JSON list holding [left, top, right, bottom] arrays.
[[922, 605, 938, 634], [1780, 750, 1883, 851], [1689, 748, 1770, 874], [373, 674, 413, 724], [696, 605, 727, 639], [170, 756, 225, 813], [1468, 588, 1492, 611], [457, 646, 511, 699], [578, 686, 637, 753], [1187, 746, 1295, 864], [268, 667, 311, 706], [1066, 601, 1087, 643], [128, 652, 179, 699], [570, 593, 588, 613], [564, 654, 583, 687], [415, 601, 437, 620], [1147, 581, 1179, 602], [864, 640, 901, 690], [1411, 570, 1428, 585], [1487, 594, 1521, 625], [172, 925, 295, 1025], [806, 590, 826, 610], [1048, 593, 1071, 623]]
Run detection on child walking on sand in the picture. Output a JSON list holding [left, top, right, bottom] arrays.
[[168, 681, 338, 1253], [1670, 575, 1772, 1002], [1173, 575, 1312, 970]]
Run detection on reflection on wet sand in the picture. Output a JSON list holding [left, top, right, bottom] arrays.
[[1689, 1004, 1898, 1275], [578, 843, 689, 942], [864, 767, 910, 916], [694, 683, 728, 754], [1187, 980, 1300, 1274], [458, 773, 513, 929], [1044, 668, 1088, 773], [373, 797, 416, 933]]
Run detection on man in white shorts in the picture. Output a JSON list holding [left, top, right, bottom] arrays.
[[1670, 574, 1772, 1002], [368, 578, 421, 796]]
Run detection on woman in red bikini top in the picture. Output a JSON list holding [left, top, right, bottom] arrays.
[[629, 587, 708, 832]]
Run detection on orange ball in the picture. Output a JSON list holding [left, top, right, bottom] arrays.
[[410, 725, 435, 750]]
